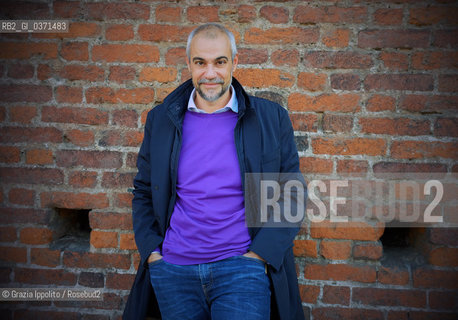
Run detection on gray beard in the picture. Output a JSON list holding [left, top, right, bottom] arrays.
[[196, 82, 230, 102]]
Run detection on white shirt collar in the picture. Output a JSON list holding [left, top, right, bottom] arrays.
[[187, 85, 238, 114]]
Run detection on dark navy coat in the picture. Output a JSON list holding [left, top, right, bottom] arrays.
[[123, 78, 305, 320]]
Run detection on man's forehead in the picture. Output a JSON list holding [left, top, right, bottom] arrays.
[[190, 32, 231, 57]]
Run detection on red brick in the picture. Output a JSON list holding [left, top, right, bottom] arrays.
[[390, 141, 457, 160], [429, 247, 458, 267], [60, 65, 104, 81], [139, 67, 177, 83], [299, 157, 333, 174], [10, 106, 36, 123], [102, 172, 135, 189], [0, 208, 50, 225], [293, 239, 318, 258], [106, 273, 135, 290], [294, 6, 367, 24], [86, 87, 155, 104], [90, 230, 117, 248], [312, 137, 386, 156], [15, 267, 76, 285], [366, 94, 396, 112], [53, 1, 81, 18], [438, 74, 458, 92], [124, 130, 144, 147], [26, 149, 53, 165], [109, 66, 135, 83], [358, 29, 430, 48], [288, 93, 360, 112], [413, 268, 458, 289], [112, 109, 138, 128], [63, 251, 130, 270], [165, 47, 186, 65], [313, 307, 383, 320], [330, 74, 360, 90], [364, 74, 434, 91], [42, 106, 108, 125], [305, 263, 376, 283], [50, 22, 100, 39], [187, 6, 219, 23], [0, 84, 52, 102], [374, 8, 403, 25], [30, 248, 61, 267], [380, 52, 409, 71], [238, 48, 268, 64], [115, 192, 133, 208], [57, 150, 122, 169], [0, 126, 62, 143], [322, 28, 350, 48], [55, 86, 83, 103], [234, 68, 294, 88], [41, 192, 109, 209], [245, 27, 319, 45], [127, 152, 137, 168], [433, 29, 458, 48], [337, 160, 368, 176], [65, 129, 95, 147], [0, 42, 58, 59], [260, 5, 288, 24], [378, 266, 409, 285], [353, 243, 382, 260], [353, 288, 426, 308], [0, 167, 63, 185], [238, 5, 256, 23], [430, 228, 458, 246], [373, 162, 447, 176], [86, 2, 149, 20], [323, 286, 350, 305], [1, 246, 27, 263], [156, 5, 181, 22], [0, 226, 17, 242], [310, 220, 384, 241], [412, 51, 458, 70], [68, 171, 98, 188], [89, 212, 133, 230], [320, 240, 351, 260], [429, 291, 458, 310], [271, 49, 299, 66], [0, 146, 20, 163], [359, 118, 430, 136], [105, 24, 133, 41], [409, 7, 458, 26], [299, 284, 320, 304], [78, 271, 104, 288], [322, 114, 353, 133], [120, 233, 137, 250], [61, 42, 89, 61], [290, 113, 318, 132], [7, 63, 34, 79], [20, 227, 53, 245], [14, 310, 79, 320], [403, 95, 458, 113], [297, 72, 327, 91], [303, 51, 373, 69], [138, 24, 194, 42], [92, 44, 159, 63]]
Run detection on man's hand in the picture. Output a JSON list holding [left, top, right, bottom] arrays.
[[147, 252, 163, 264], [243, 251, 266, 262]]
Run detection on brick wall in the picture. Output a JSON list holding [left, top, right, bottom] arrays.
[[0, 1, 457, 319]]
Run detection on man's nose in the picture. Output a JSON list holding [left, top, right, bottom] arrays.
[[204, 65, 217, 78]]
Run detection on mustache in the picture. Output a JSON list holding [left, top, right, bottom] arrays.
[[198, 78, 224, 85]]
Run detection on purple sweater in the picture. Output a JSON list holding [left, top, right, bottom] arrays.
[[161, 110, 251, 265]]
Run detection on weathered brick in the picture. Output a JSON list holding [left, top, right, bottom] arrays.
[[89, 212, 133, 230], [86, 2, 149, 20], [61, 42, 89, 61], [0, 226, 17, 242], [312, 137, 386, 156], [313, 307, 384, 320], [63, 251, 130, 270], [271, 49, 299, 66], [303, 51, 373, 69], [353, 243, 383, 260], [64, 129, 95, 147], [31, 248, 61, 267], [358, 30, 430, 48], [293, 239, 318, 258], [438, 74, 458, 92], [109, 66, 136, 83], [320, 240, 352, 260], [331, 74, 360, 90], [1, 246, 27, 263], [305, 263, 376, 283], [42, 106, 108, 125], [78, 272, 104, 288], [359, 118, 430, 136], [323, 286, 350, 305], [299, 284, 320, 304], [245, 27, 319, 45], [374, 8, 404, 25], [401, 94, 458, 113], [90, 230, 118, 248], [0, 126, 62, 143], [86, 87, 155, 104], [234, 68, 294, 88], [310, 220, 384, 241], [430, 228, 458, 246], [428, 247, 458, 267], [15, 267, 76, 285], [26, 149, 53, 165], [106, 272, 135, 290], [10, 106, 37, 123], [119, 233, 137, 250], [57, 150, 122, 169], [0, 146, 20, 163], [41, 191, 109, 209], [55, 86, 83, 103], [0, 208, 50, 225], [92, 44, 159, 63], [53, 1, 81, 18], [380, 52, 409, 71], [238, 48, 268, 64], [409, 7, 458, 26], [238, 5, 257, 23], [322, 28, 350, 48], [364, 74, 434, 91], [0, 42, 58, 59], [378, 266, 409, 285], [322, 114, 353, 133], [413, 268, 458, 289], [353, 288, 426, 308], [288, 93, 360, 112], [0, 84, 52, 102], [115, 192, 133, 208], [20, 227, 53, 245], [138, 24, 194, 42], [60, 65, 104, 81], [7, 63, 34, 79], [290, 113, 318, 132], [373, 162, 447, 176], [165, 47, 186, 65], [68, 171, 98, 188], [429, 291, 458, 310], [105, 24, 134, 41], [187, 6, 219, 23], [102, 172, 135, 189], [299, 157, 333, 174], [260, 5, 289, 24], [337, 160, 368, 176], [390, 141, 457, 159], [297, 72, 327, 91], [411, 51, 458, 70], [112, 109, 138, 128], [156, 5, 181, 22], [366, 94, 396, 112], [294, 6, 367, 24], [0, 167, 63, 185], [139, 67, 177, 83], [433, 29, 458, 48]]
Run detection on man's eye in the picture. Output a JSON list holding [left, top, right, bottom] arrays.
[[217, 60, 227, 65], [195, 61, 204, 66]]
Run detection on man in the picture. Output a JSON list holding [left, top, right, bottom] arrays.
[[123, 23, 305, 320]]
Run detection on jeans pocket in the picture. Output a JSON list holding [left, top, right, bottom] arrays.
[[148, 258, 164, 268], [238, 255, 266, 266]]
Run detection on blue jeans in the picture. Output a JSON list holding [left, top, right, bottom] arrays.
[[148, 255, 271, 320]]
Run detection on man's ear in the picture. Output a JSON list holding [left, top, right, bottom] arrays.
[[232, 53, 239, 72]]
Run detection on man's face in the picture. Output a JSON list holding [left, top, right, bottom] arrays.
[[187, 32, 238, 103]]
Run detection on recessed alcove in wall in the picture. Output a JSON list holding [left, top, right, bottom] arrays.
[[49, 208, 91, 252], [380, 226, 428, 266]]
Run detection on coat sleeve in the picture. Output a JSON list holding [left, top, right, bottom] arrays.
[[132, 110, 165, 267], [248, 107, 307, 271]]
